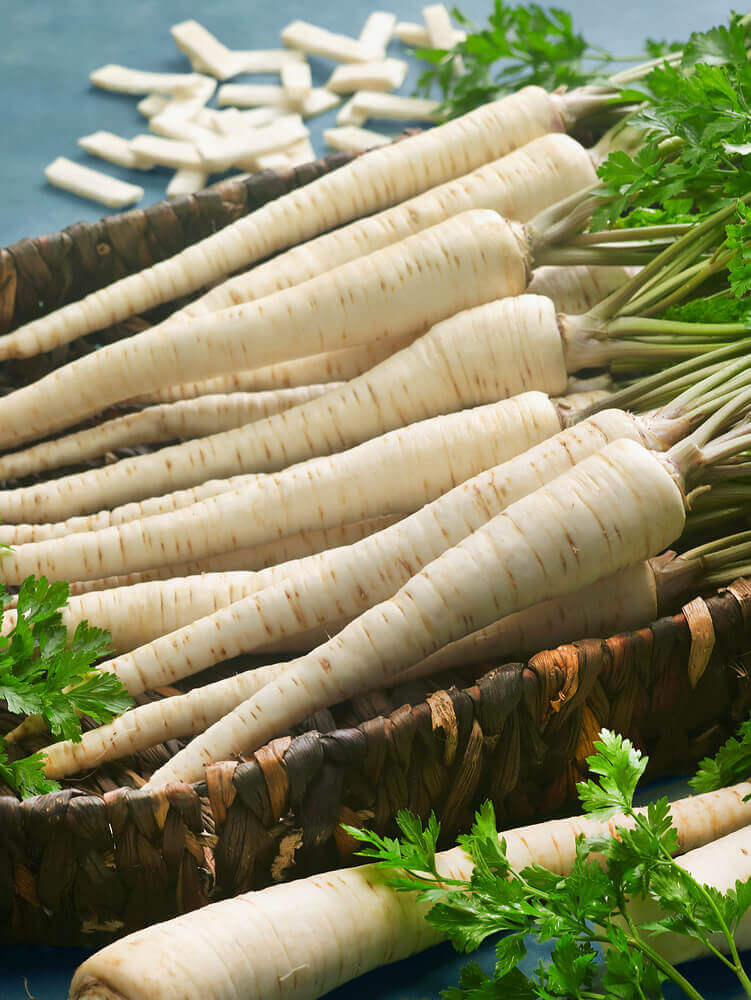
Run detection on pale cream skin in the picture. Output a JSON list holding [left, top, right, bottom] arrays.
[[153, 439, 684, 786], [0, 384, 336, 483], [0, 294, 569, 523], [69, 782, 751, 1000], [0, 394, 557, 583], [40, 408, 655, 779]]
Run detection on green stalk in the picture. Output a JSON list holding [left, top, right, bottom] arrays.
[[573, 223, 693, 245], [579, 341, 751, 418]]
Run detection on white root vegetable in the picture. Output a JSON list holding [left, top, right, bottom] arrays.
[[402, 555, 671, 681], [0, 209, 528, 463], [0, 396, 555, 584], [137, 94, 169, 117], [152, 438, 686, 785], [77, 132, 144, 169], [326, 59, 408, 94], [66, 517, 401, 594], [280, 19, 377, 62], [324, 126, 392, 152], [41, 407, 663, 772], [68, 782, 751, 1000], [527, 264, 636, 315], [0, 475, 261, 544], [2, 296, 569, 522], [630, 824, 751, 964], [131, 335, 422, 400], [44, 159, 144, 209], [178, 133, 593, 321], [0, 88, 563, 360], [0, 385, 337, 481], [137, 262, 632, 405]]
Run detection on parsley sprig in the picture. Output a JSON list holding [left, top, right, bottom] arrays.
[[348, 730, 751, 999], [413, 1, 680, 120], [0, 576, 131, 799], [592, 19, 751, 231]]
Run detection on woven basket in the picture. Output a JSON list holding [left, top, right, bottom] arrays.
[[1, 159, 749, 948]]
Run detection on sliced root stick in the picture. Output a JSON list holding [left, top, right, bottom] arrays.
[[44, 159, 144, 208]]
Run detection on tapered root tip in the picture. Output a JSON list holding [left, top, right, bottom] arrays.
[[70, 975, 127, 1000]]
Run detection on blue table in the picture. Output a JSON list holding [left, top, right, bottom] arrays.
[[0, 0, 744, 996]]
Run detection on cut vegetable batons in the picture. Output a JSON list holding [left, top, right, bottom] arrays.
[[196, 116, 309, 171], [77, 131, 143, 169], [231, 49, 307, 73], [281, 58, 313, 104], [211, 107, 286, 134], [45, 157, 144, 207], [89, 65, 211, 96], [129, 135, 203, 170], [166, 168, 208, 198], [285, 136, 316, 165], [137, 94, 169, 118], [254, 152, 292, 171], [336, 95, 368, 126], [350, 90, 440, 121], [171, 20, 249, 80], [395, 21, 431, 46], [359, 11, 397, 56], [324, 125, 392, 151], [217, 84, 340, 118], [281, 20, 375, 63], [423, 4, 464, 72], [326, 58, 407, 94]]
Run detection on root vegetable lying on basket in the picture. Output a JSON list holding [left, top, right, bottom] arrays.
[[38, 529, 751, 774], [37, 352, 748, 772], [0, 394, 560, 584], [133, 263, 634, 404], [0, 209, 535, 451], [0, 87, 569, 361], [147, 397, 751, 787], [67, 779, 751, 1000], [0, 385, 341, 481]]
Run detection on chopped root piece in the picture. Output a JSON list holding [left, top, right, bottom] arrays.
[[44, 158, 144, 208]]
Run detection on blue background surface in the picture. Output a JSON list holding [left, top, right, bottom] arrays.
[[0, 0, 747, 997]]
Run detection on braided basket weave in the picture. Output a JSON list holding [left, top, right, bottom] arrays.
[[0, 157, 749, 948]]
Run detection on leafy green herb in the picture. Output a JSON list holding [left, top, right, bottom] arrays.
[[414, 1, 663, 119], [591, 26, 751, 232], [0, 575, 131, 799], [692, 715, 751, 794], [347, 729, 751, 999]]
